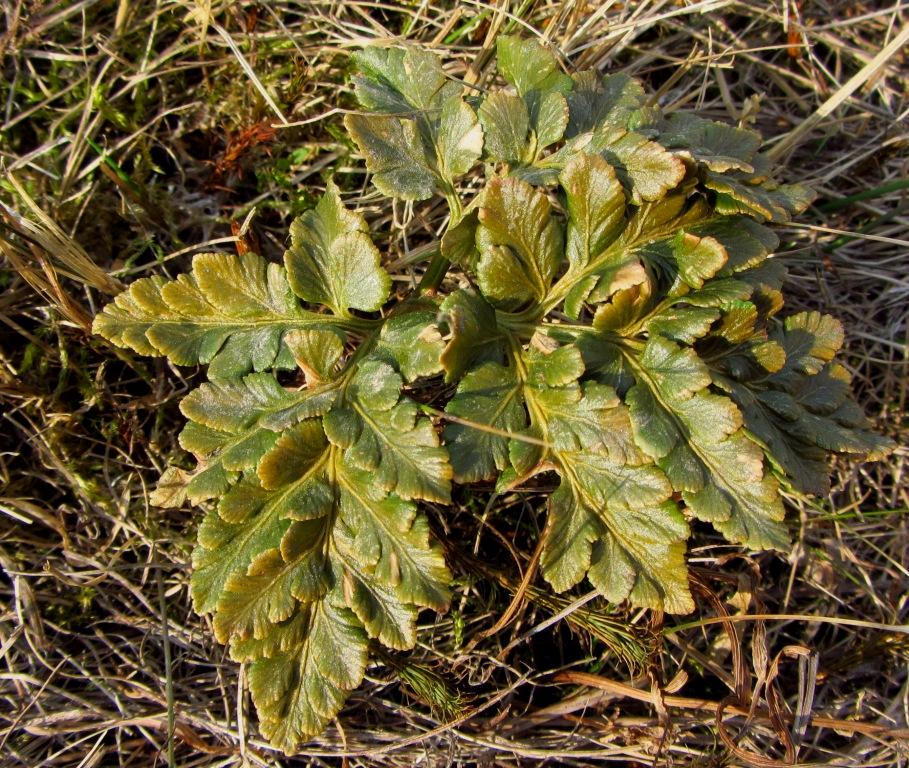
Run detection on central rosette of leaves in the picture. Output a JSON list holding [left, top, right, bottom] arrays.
[[93, 37, 890, 753]]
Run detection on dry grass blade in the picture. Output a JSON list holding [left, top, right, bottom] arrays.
[[766, 22, 909, 161], [2, 174, 123, 295], [557, 671, 909, 741]]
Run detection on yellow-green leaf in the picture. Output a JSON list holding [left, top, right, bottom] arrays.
[[560, 153, 626, 270], [249, 596, 368, 753], [475, 177, 562, 306], [323, 360, 452, 503], [437, 96, 483, 177], [93, 252, 315, 378], [285, 181, 391, 313], [496, 35, 570, 97]]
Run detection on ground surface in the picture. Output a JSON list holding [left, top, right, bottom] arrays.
[[1, 1, 907, 766]]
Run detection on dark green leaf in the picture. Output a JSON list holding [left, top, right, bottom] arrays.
[[351, 46, 458, 113], [444, 362, 526, 482], [478, 92, 530, 164], [375, 308, 445, 382], [345, 113, 438, 200], [706, 171, 815, 222], [565, 71, 646, 137], [688, 216, 779, 274], [525, 342, 585, 389], [661, 113, 761, 172], [529, 90, 570, 151], [647, 305, 720, 344], [438, 289, 504, 382]]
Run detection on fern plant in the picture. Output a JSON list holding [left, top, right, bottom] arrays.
[[93, 38, 892, 752]]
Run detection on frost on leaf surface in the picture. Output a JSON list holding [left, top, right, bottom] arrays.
[[93, 35, 892, 755]]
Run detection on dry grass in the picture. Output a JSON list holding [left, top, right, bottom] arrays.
[[1, 1, 907, 765]]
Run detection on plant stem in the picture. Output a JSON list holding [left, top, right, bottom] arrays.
[[418, 189, 463, 294], [417, 253, 451, 295]]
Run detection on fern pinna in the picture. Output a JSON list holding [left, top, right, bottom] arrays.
[[94, 38, 891, 752]]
